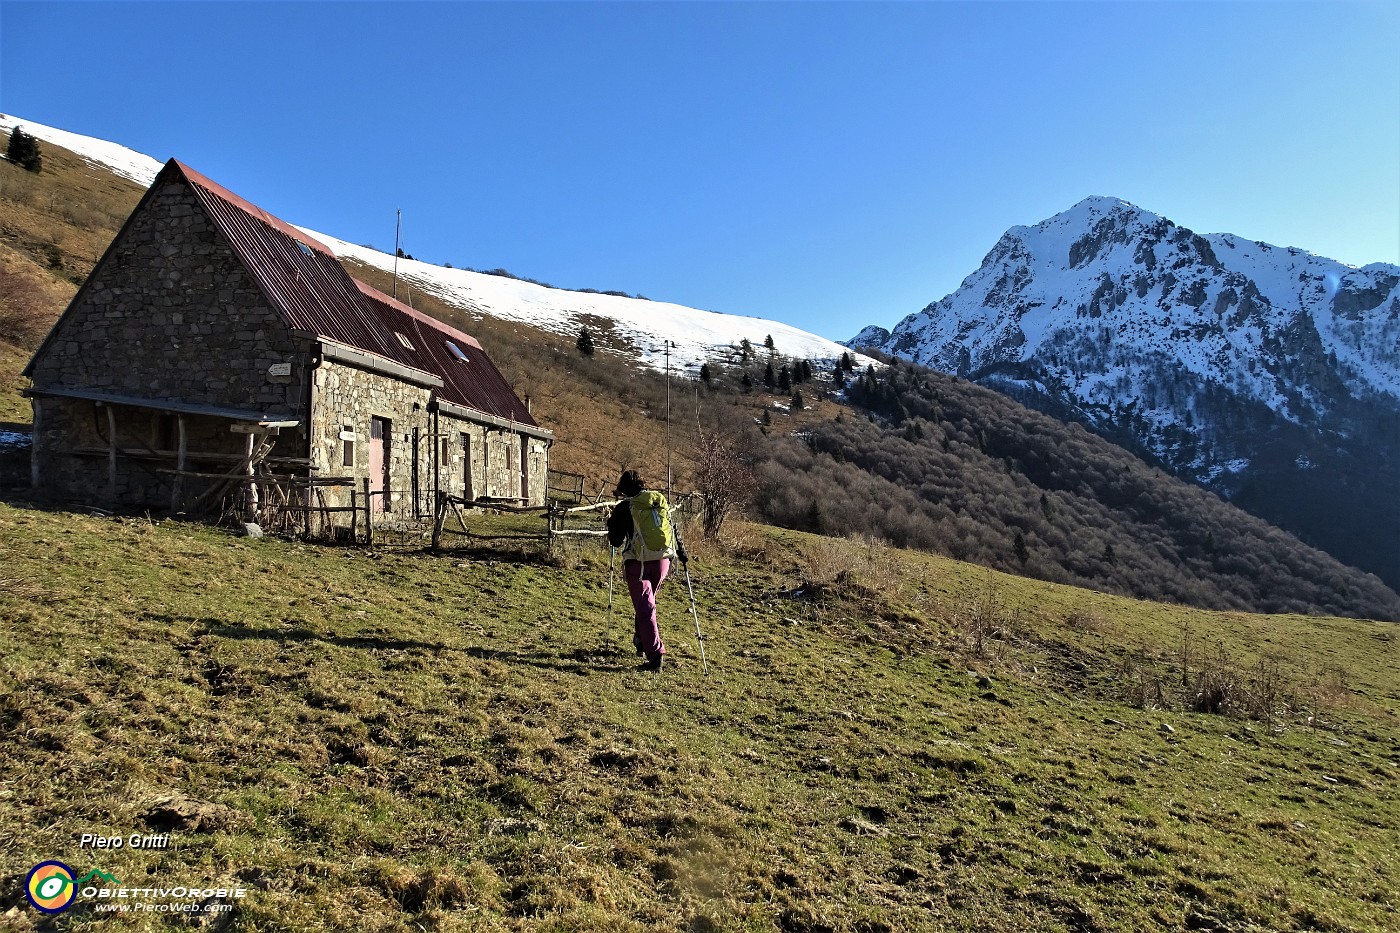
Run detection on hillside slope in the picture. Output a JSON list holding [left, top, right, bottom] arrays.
[[852, 197, 1400, 590], [2, 503, 1398, 931], [756, 358, 1400, 621], [3, 115, 1398, 622]]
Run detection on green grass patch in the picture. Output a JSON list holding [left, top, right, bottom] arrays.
[[1, 503, 1397, 931]]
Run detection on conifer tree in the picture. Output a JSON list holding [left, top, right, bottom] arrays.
[[764, 361, 776, 389], [6, 126, 41, 173], [779, 365, 792, 392], [576, 328, 595, 357], [699, 362, 712, 386]]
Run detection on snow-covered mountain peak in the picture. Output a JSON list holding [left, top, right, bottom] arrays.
[[853, 195, 1400, 479], [851, 199, 1400, 589]]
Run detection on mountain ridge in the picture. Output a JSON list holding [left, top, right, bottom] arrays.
[[4, 112, 1399, 620]]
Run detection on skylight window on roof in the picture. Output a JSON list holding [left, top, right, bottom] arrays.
[[296, 241, 314, 257], [395, 332, 415, 350], [446, 340, 470, 362]]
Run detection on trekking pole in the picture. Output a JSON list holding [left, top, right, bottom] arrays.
[[605, 546, 616, 644], [676, 535, 709, 676]]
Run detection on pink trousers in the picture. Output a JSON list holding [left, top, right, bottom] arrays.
[[625, 558, 670, 660]]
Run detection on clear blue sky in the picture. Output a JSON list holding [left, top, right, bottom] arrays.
[[2, 1, 1397, 341]]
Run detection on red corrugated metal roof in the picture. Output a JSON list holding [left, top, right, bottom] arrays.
[[354, 280, 535, 425], [166, 159, 541, 431]]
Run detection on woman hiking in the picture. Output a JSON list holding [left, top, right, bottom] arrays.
[[606, 470, 685, 672]]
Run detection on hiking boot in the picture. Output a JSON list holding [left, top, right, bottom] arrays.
[[632, 637, 644, 657], [639, 654, 663, 673]]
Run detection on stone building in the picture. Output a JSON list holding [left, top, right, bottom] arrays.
[[23, 159, 551, 522]]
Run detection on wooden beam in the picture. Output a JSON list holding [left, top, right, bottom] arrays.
[[170, 414, 186, 514], [244, 432, 258, 518]]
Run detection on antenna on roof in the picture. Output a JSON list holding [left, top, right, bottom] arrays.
[[392, 209, 402, 301]]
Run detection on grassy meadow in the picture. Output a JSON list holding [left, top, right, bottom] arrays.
[[2, 501, 1397, 931]]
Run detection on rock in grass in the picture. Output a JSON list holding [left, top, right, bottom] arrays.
[[143, 793, 240, 832], [839, 816, 888, 837], [486, 817, 543, 835]]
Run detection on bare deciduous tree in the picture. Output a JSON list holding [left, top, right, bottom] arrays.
[[692, 430, 757, 538]]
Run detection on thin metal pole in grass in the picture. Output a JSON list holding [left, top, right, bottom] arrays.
[[606, 545, 616, 643], [676, 534, 709, 676]]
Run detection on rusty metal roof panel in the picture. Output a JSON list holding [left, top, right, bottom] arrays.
[[176, 161, 400, 359], [170, 160, 538, 431], [354, 281, 540, 428]]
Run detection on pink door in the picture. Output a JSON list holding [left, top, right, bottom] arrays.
[[369, 417, 390, 513]]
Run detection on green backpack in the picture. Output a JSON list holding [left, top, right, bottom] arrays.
[[629, 490, 675, 554]]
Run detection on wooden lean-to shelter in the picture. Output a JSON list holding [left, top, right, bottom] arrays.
[[23, 159, 551, 529]]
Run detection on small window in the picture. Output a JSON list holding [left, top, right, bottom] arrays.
[[395, 332, 415, 350], [296, 241, 315, 257], [446, 340, 469, 362], [342, 425, 355, 467]]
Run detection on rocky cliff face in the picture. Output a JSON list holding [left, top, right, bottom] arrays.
[[852, 197, 1400, 590]]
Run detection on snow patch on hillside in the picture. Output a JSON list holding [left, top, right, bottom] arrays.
[[0, 113, 162, 186], [310, 232, 879, 376]]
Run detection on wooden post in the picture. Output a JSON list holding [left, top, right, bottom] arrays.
[[105, 404, 118, 508], [244, 432, 260, 519], [170, 414, 187, 514], [350, 486, 359, 543], [363, 477, 373, 547], [431, 490, 444, 550], [29, 399, 41, 491]]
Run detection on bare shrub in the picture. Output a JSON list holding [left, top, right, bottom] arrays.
[[1191, 641, 1239, 714], [955, 570, 1015, 660], [692, 430, 758, 538], [1064, 607, 1108, 633], [1120, 646, 1169, 710], [796, 533, 904, 604], [1301, 666, 1353, 724]]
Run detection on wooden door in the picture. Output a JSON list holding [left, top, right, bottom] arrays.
[[461, 432, 474, 501], [370, 417, 390, 513]]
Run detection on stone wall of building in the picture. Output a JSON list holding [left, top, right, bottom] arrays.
[[436, 417, 547, 506], [310, 361, 549, 518], [28, 174, 316, 507], [310, 360, 434, 517], [28, 175, 312, 415]]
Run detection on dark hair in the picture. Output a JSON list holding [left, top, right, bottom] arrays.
[[615, 469, 644, 497]]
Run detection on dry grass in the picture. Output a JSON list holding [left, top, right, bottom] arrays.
[[1, 503, 1399, 931]]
